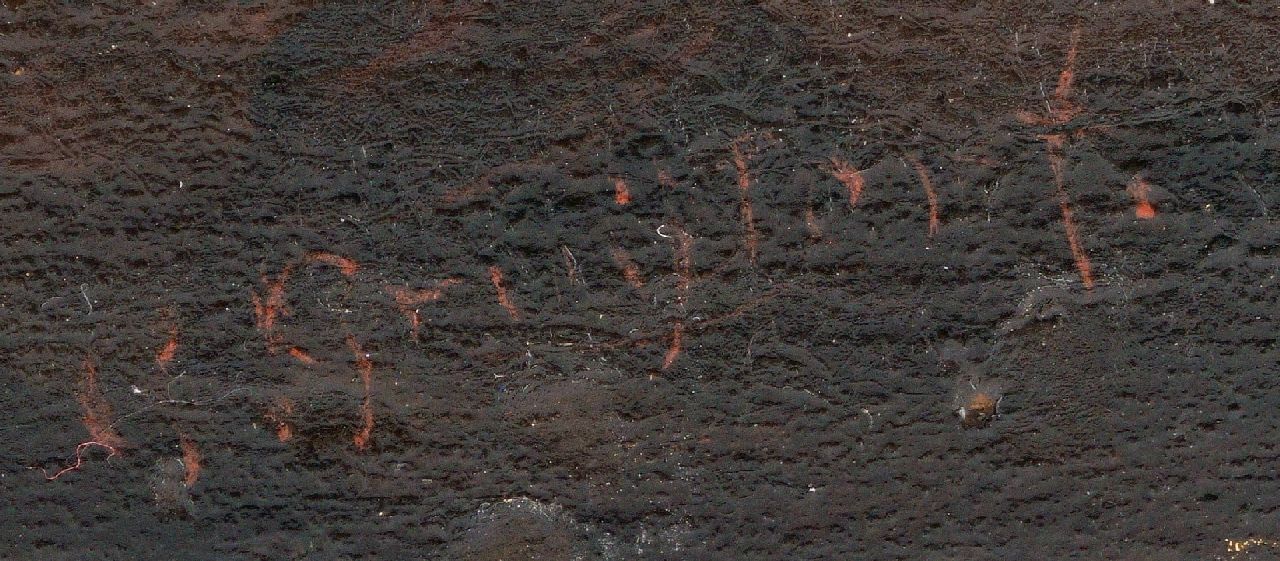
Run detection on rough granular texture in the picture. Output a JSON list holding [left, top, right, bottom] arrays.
[[1, 1, 1277, 560]]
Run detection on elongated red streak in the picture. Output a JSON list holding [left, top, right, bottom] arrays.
[[1045, 134, 1095, 289], [828, 157, 866, 208], [489, 266, 521, 320], [78, 357, 126, 449], [731, 141, 758, 263], [909, 158, 941, 237], [347, 335, 374, 451]]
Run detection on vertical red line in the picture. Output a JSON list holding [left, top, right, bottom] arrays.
[[1045, 135, 1095, 289], [347, 335, 374, 451], [488, 266, 522, 320], [78, 357, 126, 449], [731, 140, 759, 264], [909, 157, 941, 237]]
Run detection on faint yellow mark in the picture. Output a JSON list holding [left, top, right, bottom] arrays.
[[1226, 537, 1280, 554]]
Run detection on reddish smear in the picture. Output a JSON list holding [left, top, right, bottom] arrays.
[[658, 168, 677, 189], [1127, 175, 1157, 219], [488, 266, 522, 320], [828, 156, 866, 208], [909, 157, 942, 237], [267, 397, 295, 443], [306, 251, 359, 277], [288, 346, 318, 365], [78, 357, 127, 449], [610, 247, 645, 289], [663, 226, 695, 370], [251, 265, 293, 353], [730, 138, 759, 264], [179, 433, 201, 487], [1018, 27, 1096, 290], [384, 279, 462, 339], [662, 320, 684, 370], [612, 176, 633, 205], [1044, 134, 1095, 289], [804, 206, 823, 241], [347, 335, 375, 451], [155, 323, 179, 370]]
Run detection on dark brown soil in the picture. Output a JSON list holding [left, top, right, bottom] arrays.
[[2, 1, 1278, 560]]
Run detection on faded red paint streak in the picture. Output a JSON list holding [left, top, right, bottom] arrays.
[[306, 251, 359, 277], [663, 226, 695, 370], [1127, 175, 1157, 219], [612, 176, 633, 205], [828, 157, 866, 208], [1044, 134, 1095, 289], [909, 157, 941, 237], [804, 206, 823, 241], [335, 3, 486, 87], [1018, 27, 1096, 290], [1050, 28, 1083, 123], [347, 335, 375, 451], [384, 279, 462, 339], [730, 139, 759, 264], [78, 357, 127, 449], [610, 247, 645, 289], [657, 168, 677, 189], [488, 266, 521, 320], [155, 320, 179, 370], [288, 346, 318, 365], [179, 433, 201, 487], [662, 320, 684, 370], [266, 397, 295, 443], [251, 265, 293, 353]]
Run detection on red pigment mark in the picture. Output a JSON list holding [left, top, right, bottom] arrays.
[[804, 206, 823, 241], [658, 168, 677, 189], [384, 279, 462, 339], [266, 397, 295, 443], [251, 265, 293, 353], [155, 323, 179, 371], [1051, 28, 1083, 124], [1127, 175, 1157, 219], [347, 335, 375, 451], [488, 266, 521, 320], [1017, 27, 1096, 290], [610, 247, 645, 289], [828, 156, 866, 208], [42, 441, 118, 481], [909, 157, 942, 237], [662, 320, 684, 371], [288, 346, 318, 365], [612, 176, 633, 205], [306, 251, 359, 277], [1044, 134, 1095, 289], [662, 226, 695, 370], [78, 357, 127, 449], [730, 138, 759, 264], [179, 433, 201, 487]]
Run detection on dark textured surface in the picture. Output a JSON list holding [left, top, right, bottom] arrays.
[[1, 1, 1278, 559]]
